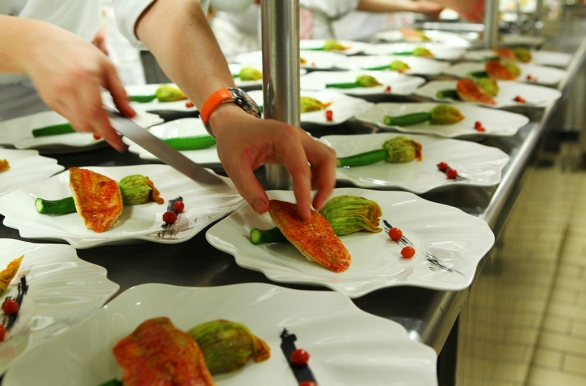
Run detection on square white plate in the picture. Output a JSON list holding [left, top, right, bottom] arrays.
[[207, 188, 495, 297], [3, 282, 438, 386], [0, 165, 244, 248], [415, 79, 562, 108], [300, 70, 426, 95], [0, 149, 64, 196], [355, 102, 529, 137], [322, 132, 510, 192]]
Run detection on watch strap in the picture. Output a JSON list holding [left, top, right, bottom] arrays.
[[200, 88, 234, 125]]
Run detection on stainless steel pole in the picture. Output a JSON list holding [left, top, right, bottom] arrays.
[[484, 0, 500, 49], [261, 0, 300, 190]]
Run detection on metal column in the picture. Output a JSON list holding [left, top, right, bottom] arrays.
[[484, 0, 500, 49], [261, 0, 300, 190]]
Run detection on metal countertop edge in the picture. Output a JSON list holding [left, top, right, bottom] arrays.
[[418, 38, 586, 353]]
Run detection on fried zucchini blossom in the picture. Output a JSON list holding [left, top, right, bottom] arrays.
[[187, 319, 270, 375], [319, 195, 382, 236], [118, 175, 164, 205]]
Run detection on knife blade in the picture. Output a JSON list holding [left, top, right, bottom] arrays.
[[104, 106, 224, 185]]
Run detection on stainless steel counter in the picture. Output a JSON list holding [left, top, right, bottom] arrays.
[[0, 28, 585, 381]]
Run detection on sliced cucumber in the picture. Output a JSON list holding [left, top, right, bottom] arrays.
[[32, 123, 75, 137], [35, 197, 77, 215], [249, 227, 287, 245]]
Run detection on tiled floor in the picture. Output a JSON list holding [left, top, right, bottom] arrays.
[[456, 141, 586, 385], [525, 163, 586, 386]]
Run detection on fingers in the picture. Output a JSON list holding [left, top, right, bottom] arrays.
[[222, 157, 270, 214], [300, 132, 337, 211], [105, 64, 137, 119], [77, 77, 126, 152]]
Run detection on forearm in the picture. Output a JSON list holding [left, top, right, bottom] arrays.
[[0, 16, 59, 74], [356, 0, 421, 13], [135, 0, 234, 109]]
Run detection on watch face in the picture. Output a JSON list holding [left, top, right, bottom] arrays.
[[231, 88, 262, 119]]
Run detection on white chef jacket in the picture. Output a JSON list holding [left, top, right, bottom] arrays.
[[0, 0, 102, 120]]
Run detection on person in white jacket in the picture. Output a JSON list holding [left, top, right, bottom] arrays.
[[0, 0, 336, 220]]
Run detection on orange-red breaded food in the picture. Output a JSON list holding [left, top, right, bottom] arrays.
[[113, 317, 215, 386], [485, 60, 517, 80], [268, 199, 351, 273], [69, 167, 122, 233], [456, 78, 497, 106]]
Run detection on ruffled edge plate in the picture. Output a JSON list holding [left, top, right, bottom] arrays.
[[0, 238, 119, 375], [0, 165, 244, 249], [247, 90, 374, 125], [0, 149, 64, 196], [3, 282, 438, 386], [354, 102, 529, 137], [206, 188, 495, 297], [322, 132, 510, 192], [415, 79, 562, 108], [300, 70, 426, 95]]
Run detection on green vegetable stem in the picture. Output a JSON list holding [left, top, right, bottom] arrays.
[[436, 89, 460, 99], [383, 112, 431, 126], [31, 123, 75, 137], [336, 149, 387, 167], [468, 70, 489, 78], [249, 227, 288, 245], [162, 135, 216, 151], [128, 94, 156, 103]]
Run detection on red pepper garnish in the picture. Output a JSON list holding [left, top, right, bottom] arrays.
[[474, 121, 485, 132], [93, 134, 101, 140], [446, 168, 458, 179], [185, 101, 194, 108], [384, 85, 392, 92], [437, 161, 449, 171], [514, 95, 526, 103], [325, 110, 333, 122]]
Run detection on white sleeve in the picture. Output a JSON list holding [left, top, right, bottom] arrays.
[[113, 0, 210, 49], [299, 0, 360, 20]]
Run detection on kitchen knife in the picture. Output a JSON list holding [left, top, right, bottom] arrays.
[[104, 106, 224, 185]]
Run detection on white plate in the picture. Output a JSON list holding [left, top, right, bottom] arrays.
[[363, 42, 466, 61], [375, 29, 477, 48], [122, 84, 199, 112], [0, 111, 162, 153], [207, 188, 495, 297], [300, 39, 371, 56], [355, 102, 529, 137], [0, 165, 244, 249], [124, 118, 220, 164], [335, 55, 450, 76], [247, 90, 374, 126], [443, 61, 566, 86], [415, 79, 562, 108], [500, 34, 545, 47], [3, 282, 438, 386], [462, 49, 573, 68], [235, 50, 348, 71], [0, 149, 64, 196], [300, 70, 426, 95], [229, 64, 307, 88], [0, 238, 119, 375], [323, 133, 509, 192]]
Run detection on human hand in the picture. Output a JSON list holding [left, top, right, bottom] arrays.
[[434, 0, 485, 23], [414, 1, 444, 20], [92, 23, 109, 56], [23, 24, 135, 151], [210, 105, 337, 221]]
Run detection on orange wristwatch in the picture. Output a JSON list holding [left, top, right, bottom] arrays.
[[200, 87, 261, 136]]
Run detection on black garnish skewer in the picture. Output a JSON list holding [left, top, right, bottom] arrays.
[[2, 275, 28, 331], [383, 219, 412, 246], [158, 196, 183, 238], [383, 219, 460, 274], [280, 329, 318, 385], [426, 253, 463, 275]]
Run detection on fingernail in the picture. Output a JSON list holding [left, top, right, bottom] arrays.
[[252, 199, 267, 213]]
